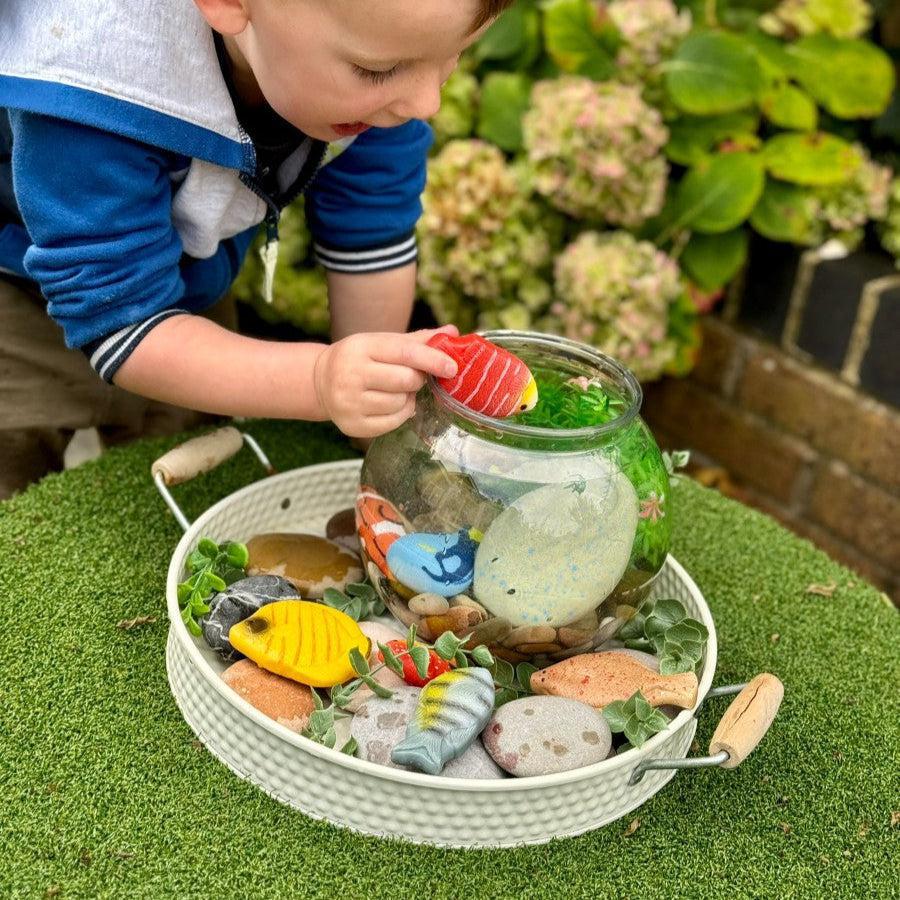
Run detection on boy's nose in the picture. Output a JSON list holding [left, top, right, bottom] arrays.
[[389, 68, 443, 121]]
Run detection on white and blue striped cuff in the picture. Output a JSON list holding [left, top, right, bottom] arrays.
[[84, 308, 188, 383], [314, 234, 417, 274]]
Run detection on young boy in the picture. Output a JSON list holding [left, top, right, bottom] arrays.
[[0, 0, 512, 497]]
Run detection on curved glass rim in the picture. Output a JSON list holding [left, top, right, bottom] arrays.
[[427, 330, 643, 440]]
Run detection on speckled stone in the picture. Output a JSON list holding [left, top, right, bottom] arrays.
[[473, 472, 639, 627], [350, 686, 505, 779], [200, 575, 299, 660], [482, 695, 612, 777], [221, 659, 316, 732]]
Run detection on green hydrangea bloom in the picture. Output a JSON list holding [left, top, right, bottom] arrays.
[[811, 148, 892, 250], [540, 231, 690, 381], [431, 69, 480, 150], [522, 77, 669, 227], [878, 176, 900, 267], [417, 140, 560, 331], [608, 0, 691, 110], [759, 0, 873, 39]]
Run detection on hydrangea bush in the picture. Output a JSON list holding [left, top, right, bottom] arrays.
[[522, 77, 669, 227], [234, 0, 896, 383]]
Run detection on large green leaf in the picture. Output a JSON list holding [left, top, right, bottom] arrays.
[[681, 228, 750, 291], [749, 179, 820, 244], [762, 132, 862, 186], [786, 35, 895, 119], [476, 72, 532, 152], [666, 111, 760, 166], [665, 31, 765, 115], [741, 30, 793, 86], [542, 0, 620, 80], [674, 152, 765, 234], [474, 3, 528, 61], [760, 84, 818, 131]]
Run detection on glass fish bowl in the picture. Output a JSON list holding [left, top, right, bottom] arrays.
[[357, 331, 671, 664]]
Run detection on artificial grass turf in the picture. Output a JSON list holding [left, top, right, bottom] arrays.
[[0, 419, 897, 900]]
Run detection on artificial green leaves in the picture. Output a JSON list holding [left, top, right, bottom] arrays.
[[617, 597, 709, 675], [603, 690, 670, 748], [177, 537, 249, 636]]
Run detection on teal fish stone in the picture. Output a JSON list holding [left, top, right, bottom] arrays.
[[390, 667, 495, 775]]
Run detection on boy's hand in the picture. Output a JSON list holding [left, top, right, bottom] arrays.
[[313, 325, 459, 438]]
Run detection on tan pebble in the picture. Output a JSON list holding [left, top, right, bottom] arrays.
[[463, 617, 513, 649], [558, 627, 596, 648], [449, 595, 489, 617], [424, 606, 480, 636], [502, 625, 557, 648], [514, 642, 563, 654], [409, 593, 450, 616], [383, 596, 421, 631], [246, 533, 363, 598], [616, 604, 638, 621]]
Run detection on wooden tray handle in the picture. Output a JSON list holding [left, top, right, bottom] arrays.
[[151, 427, 244, 486], [709, 673, 784, 769]]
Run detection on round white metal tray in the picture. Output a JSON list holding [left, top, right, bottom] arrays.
[[156, 429, 780, 848]]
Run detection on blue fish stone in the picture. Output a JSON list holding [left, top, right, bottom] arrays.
[[386, 528, 478, 597]]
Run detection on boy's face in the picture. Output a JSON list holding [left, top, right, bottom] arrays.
[[204, 0, 490, 142]]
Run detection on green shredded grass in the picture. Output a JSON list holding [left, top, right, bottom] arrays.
[[0, 420, 897, 899], [512, 369, 626, 429]]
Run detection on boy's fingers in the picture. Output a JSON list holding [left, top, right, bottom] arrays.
[[407, 324, 459, 343], [360, 390, 409, 415], [366, 363, 426, 394], [373, 335, 457, 378], [363, 395, 417, 435]]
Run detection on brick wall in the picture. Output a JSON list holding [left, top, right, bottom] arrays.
[[643, 318, 900, 605]]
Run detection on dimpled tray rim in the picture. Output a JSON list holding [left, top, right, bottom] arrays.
[[165, 458, 717, 848]]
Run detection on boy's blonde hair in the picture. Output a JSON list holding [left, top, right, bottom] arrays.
[[470, 0, 515, 33]]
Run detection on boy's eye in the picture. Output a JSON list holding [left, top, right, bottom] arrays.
[[352, 63, 400, 85]]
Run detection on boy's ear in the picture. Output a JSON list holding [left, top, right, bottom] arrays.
[[193, 0, 250, 35]]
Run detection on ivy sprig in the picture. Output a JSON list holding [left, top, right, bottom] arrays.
[[321, 582, 386, 622], [302, 688, 357, 754], [330, 624, 497, 710], [490, 657, 539, 707], [603, 690, 670, 748], [177, 537, 249, 636], [617, 597, 709, 675]]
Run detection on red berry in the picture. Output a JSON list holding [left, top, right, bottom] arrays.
[[377, 639, 453, 687]]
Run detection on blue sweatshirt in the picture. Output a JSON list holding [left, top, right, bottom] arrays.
[[0, 0, 432, 383]]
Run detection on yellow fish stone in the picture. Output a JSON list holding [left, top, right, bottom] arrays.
[[229, 601, 369, 687]]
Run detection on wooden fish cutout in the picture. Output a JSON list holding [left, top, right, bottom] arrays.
[[355, 487, 407, 578], [229, 600, 369, 687], [385, 527, 480, 597], [391, 668, 495, 775], [530, 650, 699, 710], [427, 333, 538, 418]]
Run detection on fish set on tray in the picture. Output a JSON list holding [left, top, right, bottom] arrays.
[[181, 333, 712, 780]]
